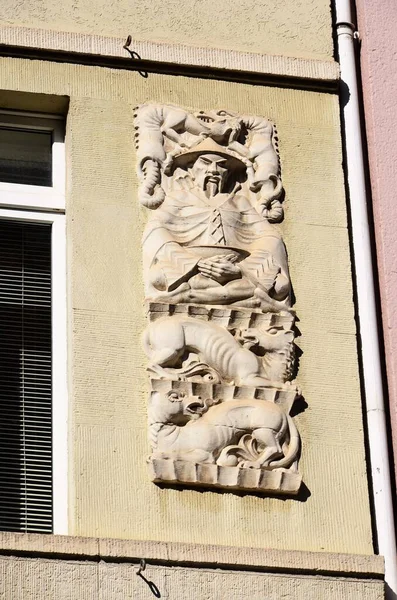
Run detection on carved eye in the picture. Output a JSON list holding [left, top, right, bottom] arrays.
[[167, 391, 183, 402]]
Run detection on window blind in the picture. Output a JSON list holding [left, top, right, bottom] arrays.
[[0, 219, 53, 533]]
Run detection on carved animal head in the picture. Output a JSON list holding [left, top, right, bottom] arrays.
[[239, 328, 294, 353], [195, 110, 242, 144], [149, 390, 211, 425], [237, 327, 295, 383]]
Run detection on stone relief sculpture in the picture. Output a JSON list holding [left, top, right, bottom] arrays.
[[149, 389, 300, 470], [143, 316, 294, 387], [135, 103, 302, 495]]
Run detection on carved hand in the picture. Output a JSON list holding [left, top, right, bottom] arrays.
[[198, 254, 241, 285]]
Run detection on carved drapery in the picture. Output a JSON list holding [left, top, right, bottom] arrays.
[[135, 104, 302, 495]]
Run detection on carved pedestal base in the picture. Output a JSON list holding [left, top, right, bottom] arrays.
[[149, 459, 302, 495]]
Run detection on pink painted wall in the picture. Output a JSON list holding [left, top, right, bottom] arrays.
[[356, 0, 397, 484]]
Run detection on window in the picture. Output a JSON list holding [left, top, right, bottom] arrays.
[[0, 111, 67, 534]]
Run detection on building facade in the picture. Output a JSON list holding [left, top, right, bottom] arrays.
[[0, 0, 391, 597]]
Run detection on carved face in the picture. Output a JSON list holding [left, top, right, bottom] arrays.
[[189, 153, 230, 195], [150, 390, 208, 425], [167, 391, 207, 420]]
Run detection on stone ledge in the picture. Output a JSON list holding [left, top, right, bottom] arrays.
[[0, 532, 384, 579], [0, 25, 339, 83]]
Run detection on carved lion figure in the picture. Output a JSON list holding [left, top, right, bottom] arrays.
[[143, 316, 273, 387], [149, 390, 300, 470]]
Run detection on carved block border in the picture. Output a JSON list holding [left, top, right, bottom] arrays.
[[150, 378, 299, 414], [147, 302, 295, 331], [149, 459, 302, 495]]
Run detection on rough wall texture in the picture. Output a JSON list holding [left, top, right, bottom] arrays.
[[356, 0, 397, 485], [0, 0, 334, 61], [0, 56, 372, 555], [0, 557, 384, 600], [0, 533, 385, 600]]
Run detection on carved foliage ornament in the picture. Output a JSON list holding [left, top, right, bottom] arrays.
[[135, 104, 302, 495]]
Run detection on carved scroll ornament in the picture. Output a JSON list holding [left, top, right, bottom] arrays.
[[135, 104, 302, 495]]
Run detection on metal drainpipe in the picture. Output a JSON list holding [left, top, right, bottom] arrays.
[[334, 0, 397, 596]]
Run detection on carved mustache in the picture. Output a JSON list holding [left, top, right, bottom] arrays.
[[204, 175, 222, 190]]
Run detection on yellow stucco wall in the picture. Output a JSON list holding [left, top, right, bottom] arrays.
[[0, 56, 372, 555], [0, 0, 334, 61]]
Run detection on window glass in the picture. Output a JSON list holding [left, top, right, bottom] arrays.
[[0, 127, 52, 187]]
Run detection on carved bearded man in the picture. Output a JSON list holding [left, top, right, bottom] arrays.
[[143, 138, 291, 311]]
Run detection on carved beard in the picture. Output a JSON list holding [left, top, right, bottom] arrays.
[[204, 177, 220, 197], [206, 181, 219, 197]]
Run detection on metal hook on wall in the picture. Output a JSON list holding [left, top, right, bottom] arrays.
[[123, 36, 148, 78], [136, 558, 146, 576], [135, 558, 161, 598]]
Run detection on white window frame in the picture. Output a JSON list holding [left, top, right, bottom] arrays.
[[0, 111, 65, 211], [0, 111, 68, 535]]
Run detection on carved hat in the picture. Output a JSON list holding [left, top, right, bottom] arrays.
[[172, 138, 247, 171]]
